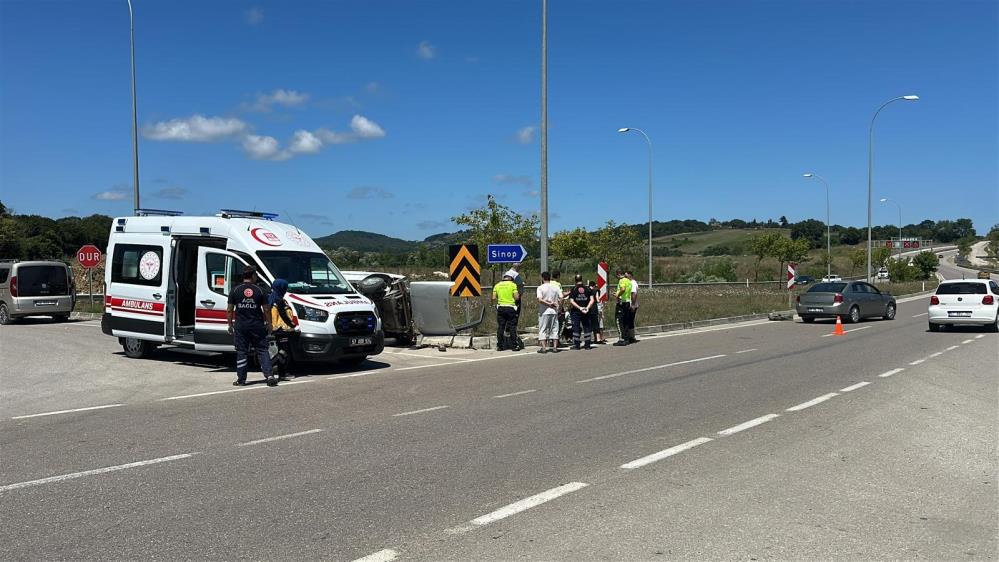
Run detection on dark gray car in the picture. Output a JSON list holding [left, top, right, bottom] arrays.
[[796, 281, 896, 324]]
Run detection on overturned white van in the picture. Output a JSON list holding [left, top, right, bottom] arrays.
[[101, 209, 383, 366]]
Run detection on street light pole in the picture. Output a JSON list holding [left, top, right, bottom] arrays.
[[803, 173, 831, 277], [127, 0, 140, 213], [539, 0, 549, 274], [867, 94, 918, 282], [880, 197, 902, 261], [618, 127, 653, 288]]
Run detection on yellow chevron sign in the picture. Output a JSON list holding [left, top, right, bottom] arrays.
[[449, 244, 481, 297]]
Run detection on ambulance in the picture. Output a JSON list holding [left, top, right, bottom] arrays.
[[101, 209, 384, 366]]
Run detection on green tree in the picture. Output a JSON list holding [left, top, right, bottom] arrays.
[[985, 224, 999, 267], [749, 231, 784, 280], [773, 237, 811, 282], [590, 221, 642, 271], [956, 236, 973, 258], [549, 228, 591, 260], [0, 216, 23, 258], [451, 195, 539, 258], [850, 248, 867, 276], [872, 247, 892, 268], [911, 251, 940, 280]]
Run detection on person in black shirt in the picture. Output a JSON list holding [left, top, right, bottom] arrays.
[[567, 274, 595, 350], [227, 266, 276, 387]]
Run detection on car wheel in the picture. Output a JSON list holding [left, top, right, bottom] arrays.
[[989, 314, 999, 333], [928, 322, 940, 332], [0, 303, 12, 325], [122, 337, 151, 359], [848, 306, 861, 324], [883, 303, 896, 321], [339, 356, 367, 368], [801, 316, 815, 323]]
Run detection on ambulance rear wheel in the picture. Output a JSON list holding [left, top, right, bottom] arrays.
[[122, 337, 152, 359]]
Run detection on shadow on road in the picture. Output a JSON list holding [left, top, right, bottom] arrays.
[[112, 347, 392, 377]]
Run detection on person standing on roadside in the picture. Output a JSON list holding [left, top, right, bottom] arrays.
[[550, 271, 564, 347], [227, 266, 277, 386], [587, 280, 606, 344], [492, 273, 521, 351], [535, 271, 561, 353], [268, 278, 298, 380], [505, 262, 526, 349], [625, 270, 639, 343], [613, 269, 633, 346], [568, 274, 595, 350]]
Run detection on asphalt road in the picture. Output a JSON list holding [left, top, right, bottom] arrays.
[[1, 267, 996, 560]]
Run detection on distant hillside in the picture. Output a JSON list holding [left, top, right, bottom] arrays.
[[313, 230, 416, 253]]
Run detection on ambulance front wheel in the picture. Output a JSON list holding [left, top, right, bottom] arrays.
[[121, 337, 153, 359]]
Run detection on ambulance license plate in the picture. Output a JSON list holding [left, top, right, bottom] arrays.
[[349, 337, 372, 346]]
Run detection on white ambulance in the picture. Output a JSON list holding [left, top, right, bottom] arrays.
[[101, 209, 383, 366]]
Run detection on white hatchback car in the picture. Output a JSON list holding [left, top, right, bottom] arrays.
[[927, 279, 999, 332]]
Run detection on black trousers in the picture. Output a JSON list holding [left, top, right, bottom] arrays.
[[628, 306, 638, 340], [497, 306, 519, 349], [570, 310, 592, 346], [615, 302, 633, 342], [234, 325, 272, 382]]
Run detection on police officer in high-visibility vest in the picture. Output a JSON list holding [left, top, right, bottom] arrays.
[[613, 268, 633, 346], [492, 273, 521, 351]]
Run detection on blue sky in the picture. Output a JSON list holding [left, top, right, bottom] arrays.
[[1, 0, 996, 240]]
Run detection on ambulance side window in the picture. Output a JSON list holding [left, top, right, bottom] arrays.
[[111, 245, 163, 286], [205, 254, 241, 297]]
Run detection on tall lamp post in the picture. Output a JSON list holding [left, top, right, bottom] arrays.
[[127, 0, 141, 212], [539, 0, 549, 274], [803, 173, 831, 277], [880, 197, 903, 261], [617, 127, 653, 289], [866, 95, 918, 282]]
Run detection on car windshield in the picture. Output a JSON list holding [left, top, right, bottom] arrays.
[[936, 282, 987, 295], [257, 251, 353, 295], [809, 282, 847, 293], [17, 265, 70, 296]]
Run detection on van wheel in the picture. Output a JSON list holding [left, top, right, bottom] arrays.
[[122, 337, 152, 359], [53, 314, 70, 323], [801, 316, 815, 323], [0, 303, 13, 325], [340, 356, 366, 368]]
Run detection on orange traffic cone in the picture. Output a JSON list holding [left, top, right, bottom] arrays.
[[832, 315, 845, 336]]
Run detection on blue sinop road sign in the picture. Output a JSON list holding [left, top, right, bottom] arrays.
[[487, 244, 528, 264]]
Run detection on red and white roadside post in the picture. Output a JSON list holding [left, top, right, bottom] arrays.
[[596, 261, 609, 303], [786, 262, 797, 310], [77, 245, 102, 309]]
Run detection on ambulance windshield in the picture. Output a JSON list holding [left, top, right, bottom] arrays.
[[257, 251, 353, 295]]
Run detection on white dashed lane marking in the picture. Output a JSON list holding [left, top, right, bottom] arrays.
[[447, 482, 589, 534], [493, 389, 537, 399], [393, 405, 450, 417], [786, 393, 838, 412], [160, 379, 312, 401], [946, 345, 959, 351], [975, 334, 985, 339], [909, 359, 926, 366], [912, 312, 928, 318], [962, 339, 974, 344], [11, 403, 123, 420], [717, 414, 779, 436], [237, 429, 323, 447], [575, 354, 726, 383], [621, 437, 713, 469], [840, 381, 871, 392], [929, 351, 943, 358], [821, 326, 871, 337], [351, 549, 399, 562], [879, 368, 905, 378], [0, 453, 197, 493], [735, 348, 758, 354]]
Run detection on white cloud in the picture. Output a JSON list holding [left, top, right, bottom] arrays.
[[347, 186, 394, 199], [350, 115, 386, 139], [416, 40, 436, 60], [289, 130, 322, 154], [244, 7, 264, 25], [315, 128, 355, 145], [493, 174, 533, 187], [516, 126, 536, 144], [245, 89, 310, 112], [93, 185, 130, 201], [152, 186, 187, 200], [242, 134, 290, 161], [144, 115, 248, 142]]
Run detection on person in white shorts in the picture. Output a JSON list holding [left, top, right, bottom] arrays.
[[536, 271, 561, 353]]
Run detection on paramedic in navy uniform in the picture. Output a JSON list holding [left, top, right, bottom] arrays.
[[227, 266, 277, 387]]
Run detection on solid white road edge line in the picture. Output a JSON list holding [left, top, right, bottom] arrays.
[[237, 429, 323, 447], [840, 381, 871, 392], [909, 359, 926, 366], [821, 326, 872, 337], [911, 312, 928, 318], [717, 414, 779, 436], [396, 351, 536, 371], [393, 405, 450, 417], [735, 348, 758, 354], [879, 368, 905, 378], [351, 549, 399, 562], [11, 403, 124, 420], [576, 354, 727, 383], [786, 393, 839, 412], [621, 437, 713, 469], [0, 453, 197, 493], [160, 380, 312, 400], [493, 389, 537, 399], [385, 351, 473, 362], [448, 482, 589, 534]]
